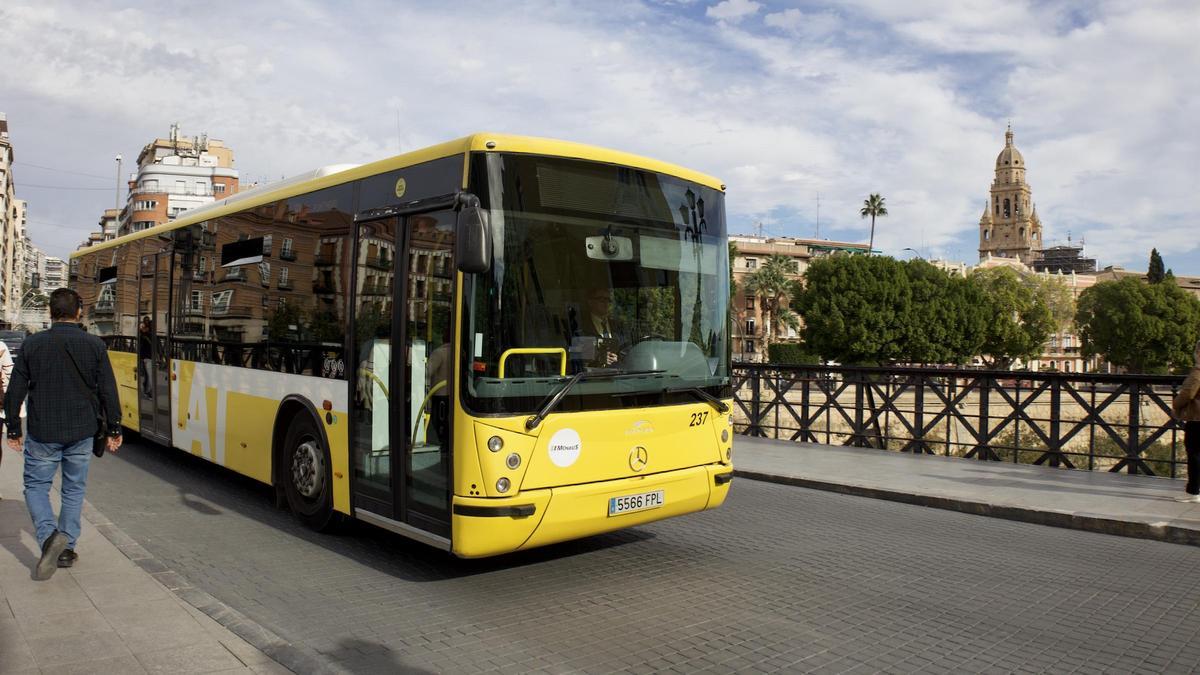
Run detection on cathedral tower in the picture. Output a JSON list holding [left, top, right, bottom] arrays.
[[978, 125, 1043, 263]]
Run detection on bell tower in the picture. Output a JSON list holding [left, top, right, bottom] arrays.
[[978, 124, 1043, 263]]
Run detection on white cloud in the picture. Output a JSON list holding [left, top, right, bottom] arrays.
[[706, 0, 761, 23], [763, 8, 841, 38]]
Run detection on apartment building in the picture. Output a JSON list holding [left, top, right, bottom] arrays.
[[730, 235, 870, 362], [0, 113, 26, 327], [81, 124, 239, 247]]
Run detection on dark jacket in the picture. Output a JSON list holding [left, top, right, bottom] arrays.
[[4, 322, 122, 443]]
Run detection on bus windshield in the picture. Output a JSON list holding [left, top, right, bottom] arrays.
[[462, 153, 731, 416]]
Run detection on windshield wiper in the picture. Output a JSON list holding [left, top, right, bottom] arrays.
[[666, 386, 730, 414], [526, 369, 665, 431]]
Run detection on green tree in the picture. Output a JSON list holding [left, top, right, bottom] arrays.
[[860, 193, 888, 254], [1148, 248, 1166, 284], [1025, 273, 1075, 331], [267, 301, 305, 341], [967, 266, 1055, 368], [795, 254, 911, 365], [746, 254, 800, 351], [902, 260, 988, 364], [1075, 277, 1200, 373], [768, 342, 820, 365]]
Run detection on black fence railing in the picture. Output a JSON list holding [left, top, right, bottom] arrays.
[[733, 363, 1189, 477]]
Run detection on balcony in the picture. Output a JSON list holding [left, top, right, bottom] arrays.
[[365, 255, 391, 271], [278, 279, 293, 290], [221, 268, 246, 282], [315, 253, 337, 266], [280, 249, 297, 262], [129, 186, 215, 197]]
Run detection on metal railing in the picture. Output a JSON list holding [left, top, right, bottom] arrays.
[[733, 363, 1189, 477]]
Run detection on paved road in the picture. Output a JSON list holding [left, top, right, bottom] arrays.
[[84, 435, 1200, 674]]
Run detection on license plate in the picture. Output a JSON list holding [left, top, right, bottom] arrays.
[[608, 490, 665, 516]]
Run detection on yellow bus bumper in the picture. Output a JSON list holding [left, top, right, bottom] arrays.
[[451, 463, 732, 558]]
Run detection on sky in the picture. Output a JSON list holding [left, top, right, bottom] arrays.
[[1, 0, 1197, 274]]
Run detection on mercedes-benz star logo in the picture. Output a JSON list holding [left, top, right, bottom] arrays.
[[629, 446, 648, 472]]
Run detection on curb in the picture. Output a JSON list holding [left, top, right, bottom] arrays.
[[81, 499, 343, 674], [733, 469, 1200, 548]]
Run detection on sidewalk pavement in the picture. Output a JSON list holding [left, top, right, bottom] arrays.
[[734, 435, 1200, 547], [0, 452, 290, 674]]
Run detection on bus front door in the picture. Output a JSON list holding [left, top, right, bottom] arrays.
[[137, 244, 171, 444], [350, 208, 456, 543]]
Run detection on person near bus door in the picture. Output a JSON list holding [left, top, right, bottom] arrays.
[[1173, 339, 1200, 502], [138, 316, 153, 398], [3, 289, 123, 579]]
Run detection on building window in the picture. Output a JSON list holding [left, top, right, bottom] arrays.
[[263, 234, 273, 256], [134, 200, 157, 211], [211, 290, 232, 315], [280, 267, 289, 285], [745, 340, 755, 354], [745, 258, 757, 270], [745, 295, 755, 310], [214, 183, 226, 194], [746, 318, 755, 335], [259, 261, 271, 285], [189, 290, 203, 311], [1003, 198, 1010, 218]]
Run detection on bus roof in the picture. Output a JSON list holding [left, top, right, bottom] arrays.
[[72, 133, 725, 259]]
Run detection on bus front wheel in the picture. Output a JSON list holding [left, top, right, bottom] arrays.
[[282, 413, 338, 531]]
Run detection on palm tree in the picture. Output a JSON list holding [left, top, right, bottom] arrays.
[[746, 254, 800, 355], [860, 193, 888, 254]]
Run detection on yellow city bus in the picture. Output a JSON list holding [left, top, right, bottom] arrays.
[[70, 133, 733, 557]]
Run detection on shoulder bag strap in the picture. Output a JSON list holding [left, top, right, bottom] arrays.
[[60, 340, 103, 419]]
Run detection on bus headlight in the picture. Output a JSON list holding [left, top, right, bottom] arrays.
[[506, 453, 521, 470], [496, 477, 511, 493], [488, 436, 504, 452]]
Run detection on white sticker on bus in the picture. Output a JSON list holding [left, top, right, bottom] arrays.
[[548, 428, 582, 468]]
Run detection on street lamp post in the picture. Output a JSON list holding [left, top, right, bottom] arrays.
[[903, 247, 923, 260], [114, 153, 123, 211]]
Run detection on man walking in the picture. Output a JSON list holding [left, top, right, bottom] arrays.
[[3, 288, 122, 580]]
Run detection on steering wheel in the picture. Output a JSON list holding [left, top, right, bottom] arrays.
[[617, 334, 669, 358]]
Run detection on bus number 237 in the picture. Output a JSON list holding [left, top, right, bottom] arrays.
[[689, 411, 708, 427]]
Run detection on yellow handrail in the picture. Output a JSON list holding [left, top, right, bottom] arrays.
[[358, 368, 389, 399], [411, 379, 447, 447], [498, 348, 568, 378]]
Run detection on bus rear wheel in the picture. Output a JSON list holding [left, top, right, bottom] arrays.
[[282, 413, 338, 531]]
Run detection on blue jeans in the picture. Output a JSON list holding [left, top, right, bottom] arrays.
[[23, 436, 92, 549]]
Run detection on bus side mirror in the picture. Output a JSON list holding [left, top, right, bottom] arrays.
[[456, 205, 491, 274]]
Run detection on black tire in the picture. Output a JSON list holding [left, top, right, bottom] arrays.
[[282, 413, 339, 532]]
